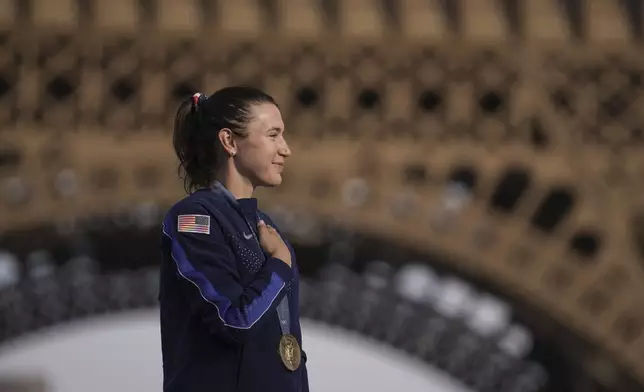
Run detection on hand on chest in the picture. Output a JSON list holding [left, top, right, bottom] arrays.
[[227, 223, 266, 275], [223, 211, 297, 277]]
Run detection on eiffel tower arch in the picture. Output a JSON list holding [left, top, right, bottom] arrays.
[[0, 0, 643, 390]]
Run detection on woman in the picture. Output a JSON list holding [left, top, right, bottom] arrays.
[[159, 86, 309, 392]]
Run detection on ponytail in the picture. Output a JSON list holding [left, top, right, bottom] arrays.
[[172, 94, 219, 194]]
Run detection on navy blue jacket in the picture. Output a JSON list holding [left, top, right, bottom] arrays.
[[159, 188, 309, 392]]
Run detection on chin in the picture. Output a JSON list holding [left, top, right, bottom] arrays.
[[269, 175, 283, 187], [257, 174, 282, 188]]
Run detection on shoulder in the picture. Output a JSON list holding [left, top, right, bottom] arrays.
[[163, 192, 230, 233], [170, 191, 228, 216]]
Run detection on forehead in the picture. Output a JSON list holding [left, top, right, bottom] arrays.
[[247, 103, 284, 130]]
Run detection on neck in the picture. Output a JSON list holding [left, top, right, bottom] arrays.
[[216, 167, 254, 199]]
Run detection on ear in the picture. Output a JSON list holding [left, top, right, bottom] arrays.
[[217, 128, 237, 156]]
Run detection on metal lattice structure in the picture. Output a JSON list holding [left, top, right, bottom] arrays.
[[0, 0, 643, 390]]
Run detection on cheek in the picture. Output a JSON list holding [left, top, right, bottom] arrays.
[[255, 141, 279, 160], [243, 142, 276, 169]]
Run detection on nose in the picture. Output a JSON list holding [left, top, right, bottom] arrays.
[[278, 138, 291, 158]]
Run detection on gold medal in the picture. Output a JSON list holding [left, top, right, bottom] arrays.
[[278, 334, 301, 371]]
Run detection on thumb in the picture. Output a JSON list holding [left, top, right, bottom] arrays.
[[257, 220, 266, 232]]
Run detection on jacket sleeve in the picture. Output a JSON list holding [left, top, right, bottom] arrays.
[[162, 201, 293, 343]]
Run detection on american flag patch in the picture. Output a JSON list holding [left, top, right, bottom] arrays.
[[177, 214, 210, 234]]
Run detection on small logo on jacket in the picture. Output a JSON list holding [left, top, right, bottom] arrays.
[[243, 232, 253, 240]]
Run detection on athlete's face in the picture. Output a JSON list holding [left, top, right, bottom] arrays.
[[234, 103, 291, 188]]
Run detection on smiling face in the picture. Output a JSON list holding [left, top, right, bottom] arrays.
[[231, 102, 291, 188]]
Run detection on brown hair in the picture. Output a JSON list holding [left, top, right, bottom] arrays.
[[172, 86, 277, 194]]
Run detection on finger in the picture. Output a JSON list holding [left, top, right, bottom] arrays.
[[267, 227, 282, 239]]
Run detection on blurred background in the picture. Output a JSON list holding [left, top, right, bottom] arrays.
[[0, 0, 643, 391]]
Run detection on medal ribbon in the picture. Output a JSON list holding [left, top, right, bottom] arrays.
[[213, 182, 291, 337]]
